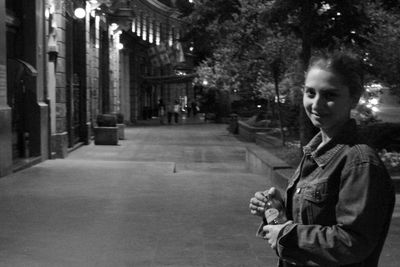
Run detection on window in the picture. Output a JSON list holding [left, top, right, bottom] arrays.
[[142, 15, 148, 41], [149, 19, 154, 43], [155, 22, 161, 45], [137, 12, 142, 37], [168, 27, 173, 46], [132, 16, 136, 34]]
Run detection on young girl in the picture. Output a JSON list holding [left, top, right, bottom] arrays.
[[249, 52, 395, 267]]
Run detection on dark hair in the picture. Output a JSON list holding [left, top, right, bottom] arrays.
[[307, 52, 364, 100]]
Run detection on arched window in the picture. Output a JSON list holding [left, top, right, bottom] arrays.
[[143, 15, 148, 41], [155, 22, 161, 45], [149, 19, 154, 43]]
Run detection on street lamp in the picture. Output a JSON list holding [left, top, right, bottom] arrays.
[[74, 7, 86, 19]]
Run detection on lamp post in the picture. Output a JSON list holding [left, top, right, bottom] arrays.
[[74, 7, 86, 19]]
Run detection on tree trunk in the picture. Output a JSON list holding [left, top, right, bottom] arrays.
[[298, 0, 318, 148], [273, 73, 285, 146]]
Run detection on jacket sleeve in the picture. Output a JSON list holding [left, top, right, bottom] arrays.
[[276, 148, 395, 266]]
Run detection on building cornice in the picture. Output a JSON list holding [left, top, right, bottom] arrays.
[[134, 0, 182, 22]]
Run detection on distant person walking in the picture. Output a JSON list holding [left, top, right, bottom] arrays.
[[186, 99, 192, 117], [158, 99, 165, 124], [173, 100, 180, 124], [191, 101, 198, 117], [167, 101, 174, 124]]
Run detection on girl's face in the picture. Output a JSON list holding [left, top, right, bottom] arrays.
[[303, 67, 357, 135]]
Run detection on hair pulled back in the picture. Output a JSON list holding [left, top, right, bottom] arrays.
[[307, 52, 364, 100]]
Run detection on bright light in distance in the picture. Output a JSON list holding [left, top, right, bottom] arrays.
[[189, 46, 194, 51], [188, 0, 194, 3], [369, 98, 379, 105], [257, 105, 262, 108], [74, 7, 86, 19], [371, 106, 380, 113], [117, 43, 124, 50], [110, 23, 119, 31], [202, 80, 208, 86]]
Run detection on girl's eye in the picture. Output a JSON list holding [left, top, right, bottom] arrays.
[[304, 87, 315, 97], [324, 92, 338, 99]]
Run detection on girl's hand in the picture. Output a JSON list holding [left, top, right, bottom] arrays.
[[249, 191, 268, 217], [263, 221, 293, 249], [266, 187, 284, 203]]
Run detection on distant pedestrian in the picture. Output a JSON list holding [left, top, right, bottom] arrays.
[[158, 99, 165, 124], [249, 51, 395, 267], [186, 100, 192, 117], [167, 101, 174, 124], [173, 100, 180, 124], [191, 101, 198, 117]]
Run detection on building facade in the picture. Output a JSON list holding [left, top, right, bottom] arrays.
[[0, 0, 194, 177]]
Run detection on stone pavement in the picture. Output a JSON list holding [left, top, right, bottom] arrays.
[[0, 121, 399, 266]]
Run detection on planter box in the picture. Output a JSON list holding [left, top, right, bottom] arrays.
[[255, 132, 282, 148], [238, 120, 272, 142], [94, 127, 118, 145], [117, 124, 125, 140], [246, 144, 293, 192]]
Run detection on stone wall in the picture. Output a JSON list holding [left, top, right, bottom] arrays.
[[245, 144, 294, 192]]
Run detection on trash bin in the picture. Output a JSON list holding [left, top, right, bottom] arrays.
[[229, 113, 239, 134]]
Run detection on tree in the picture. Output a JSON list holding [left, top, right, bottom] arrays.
[[193, 0, 300, 132], [260, 0, 379, 146], [180, 0, 241, 65], [365, 4, 400, 98]]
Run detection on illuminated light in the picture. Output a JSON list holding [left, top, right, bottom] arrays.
[[369, 98, 379, 105], [189, 0, 194, 3], [117, 43, 124, 50], [336, 12, 341, 16], [189, 46, 194, 51], [45, 8, 50, 19], [371, 106, 380, 113], [257, 105, 262, 108], [202, 80, 208, 86], [110, 23, 119, 31], [74, 7, 86, 19], [366, 103, 372, 108]]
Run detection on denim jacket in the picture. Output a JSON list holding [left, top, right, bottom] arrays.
[[273, 120, 395, 267]]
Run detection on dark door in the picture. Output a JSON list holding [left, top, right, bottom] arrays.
[[66, 15, 83, 147]]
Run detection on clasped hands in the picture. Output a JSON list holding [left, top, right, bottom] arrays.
[[249, 187, 293, 249]]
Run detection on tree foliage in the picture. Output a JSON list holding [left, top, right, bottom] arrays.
[[182, 0, 400, 145], [365, 4, 400, 97]]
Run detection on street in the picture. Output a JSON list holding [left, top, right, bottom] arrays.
[[0, 123, 399, 266]]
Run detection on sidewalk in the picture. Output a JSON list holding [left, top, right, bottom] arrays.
[[0, 123, 399, 266]]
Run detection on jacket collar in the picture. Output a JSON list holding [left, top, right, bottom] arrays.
[[303, 119, 358, 167]]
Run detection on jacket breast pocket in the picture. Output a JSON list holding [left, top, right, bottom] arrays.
[[302, 182, 336, 225]]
